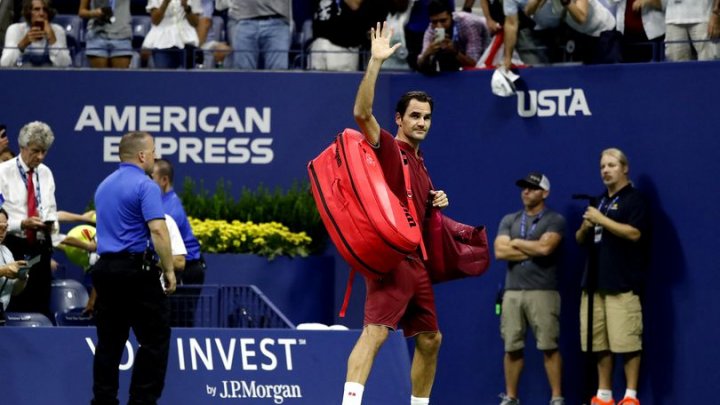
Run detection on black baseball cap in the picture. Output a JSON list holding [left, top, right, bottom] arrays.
[[515, 172, 550, 191]]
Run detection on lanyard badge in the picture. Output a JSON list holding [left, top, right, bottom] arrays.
[[593, 195, 619, 244], [593, 224, 603, 243]]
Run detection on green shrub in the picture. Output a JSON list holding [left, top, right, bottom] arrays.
[[179, 178, 328, 255]]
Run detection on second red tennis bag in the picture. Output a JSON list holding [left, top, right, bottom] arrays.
[[308, 128, 422, 280]]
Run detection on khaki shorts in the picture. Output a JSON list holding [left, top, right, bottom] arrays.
[[580, 291, 643, 353], [500, 290, 560, 352]]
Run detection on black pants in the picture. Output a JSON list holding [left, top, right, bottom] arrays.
[[570, 30, 622, 65], [91, 255, 170, 405], [172, 257, 206, 327], [4, 234, 53, 320], [621, 32, 665, 63], [176, 257, 206, 286], [151, 46, 197, 69]]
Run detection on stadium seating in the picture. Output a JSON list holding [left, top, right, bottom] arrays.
[[50, 279, 90, 322], [53, 14, 85, 57], [130, 15, 151, 50], [55, 307, 95, 326], [5, 312, 53, 327]]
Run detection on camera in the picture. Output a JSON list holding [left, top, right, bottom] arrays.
[[572, 194, 598, 207], [17, 266, 30, 280], [96, 6, 114, 25]]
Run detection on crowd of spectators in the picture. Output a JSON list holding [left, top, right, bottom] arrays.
[[0, 0, 718, 71]]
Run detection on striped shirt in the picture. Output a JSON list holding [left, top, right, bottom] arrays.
[[421, 11, 490, 65]]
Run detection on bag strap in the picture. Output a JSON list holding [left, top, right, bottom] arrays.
[[400, 149, 427, 260], [339, 268, 356, 318]]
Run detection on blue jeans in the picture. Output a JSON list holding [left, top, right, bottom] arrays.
[[152, 47, 196, 69], [229, 17, 290, 70]]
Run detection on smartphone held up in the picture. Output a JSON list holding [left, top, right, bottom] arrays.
[[433, 27, 445, 44]]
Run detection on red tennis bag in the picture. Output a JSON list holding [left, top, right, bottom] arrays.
[[423, 208, 491, 284], [308, 129, 422, 280]]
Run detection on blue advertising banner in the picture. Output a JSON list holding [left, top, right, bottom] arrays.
[[0, 327, 410, 404], [0, 70, 375, 212]]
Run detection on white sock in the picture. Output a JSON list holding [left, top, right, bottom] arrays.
[[597, 389, 613, 401], [410, 395, 430, 405], [342, 382, 364, 405], [624, 389, 637, 399]]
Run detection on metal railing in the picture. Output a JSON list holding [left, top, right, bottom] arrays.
[[0, 38, 717, 70], [168, 284, 294, 329]]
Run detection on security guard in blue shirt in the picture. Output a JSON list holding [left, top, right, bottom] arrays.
[[151, 158, 205, 285], [91, 131, 176, 405]]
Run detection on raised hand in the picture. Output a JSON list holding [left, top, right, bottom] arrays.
[[370, 21, 401, 62]]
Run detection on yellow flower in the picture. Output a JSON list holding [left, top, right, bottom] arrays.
[[189, 217, 311, 258]]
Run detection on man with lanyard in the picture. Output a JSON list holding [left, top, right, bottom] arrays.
[[0, 121, 57, 320], [91, 131, 176, 405], [494, 172, 566, 405], [342, 21, 449, 405], [575, 148, 651, 405]]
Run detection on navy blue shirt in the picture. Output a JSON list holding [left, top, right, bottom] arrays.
[[582, 184, 651, 293], [95, 163, 166, 254], [162, 189, 201, 261]]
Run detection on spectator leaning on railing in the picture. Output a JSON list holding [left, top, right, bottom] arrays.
[[502, 0, 562, 69], [559, 0, 620, 64], [1, 0, 71, 68]]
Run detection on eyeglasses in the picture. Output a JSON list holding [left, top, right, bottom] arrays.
[[0, 223, 8, 230]]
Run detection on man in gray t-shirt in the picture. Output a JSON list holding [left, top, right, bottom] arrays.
[[493, 172, 566, 405], [216, 0, 291, 70]]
